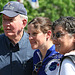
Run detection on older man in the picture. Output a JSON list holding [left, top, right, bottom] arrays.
[[0, 1, 34, 75]]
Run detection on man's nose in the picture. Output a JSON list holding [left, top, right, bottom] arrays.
[[29, 35, 34, 40]]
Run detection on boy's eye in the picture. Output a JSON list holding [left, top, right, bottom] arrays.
[[2, 17, 14, 22], [33, 32, 38, 35], [28, 32, 38, 37], [3, 19, 12, 21], [10, 19, 13, 21], [28, 33, 30, 35]]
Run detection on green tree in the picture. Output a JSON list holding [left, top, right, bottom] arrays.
[[0, 0, 75, 33]]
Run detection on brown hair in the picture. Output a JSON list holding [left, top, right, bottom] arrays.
[[28, 17, 52, 34], [52, 16, 75, 34]]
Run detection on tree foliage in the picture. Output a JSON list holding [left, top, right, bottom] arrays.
[[0, 0, 75, 33]]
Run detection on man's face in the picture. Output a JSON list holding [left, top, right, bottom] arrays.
[[2, 14, 23, 39]]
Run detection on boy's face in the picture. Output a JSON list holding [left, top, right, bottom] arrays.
[[2, 14, 24, 39]]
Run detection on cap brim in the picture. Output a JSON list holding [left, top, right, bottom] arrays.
[[0, 10, 19, 17]]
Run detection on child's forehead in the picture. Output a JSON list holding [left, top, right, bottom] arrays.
[[28, 24, 41, 32]]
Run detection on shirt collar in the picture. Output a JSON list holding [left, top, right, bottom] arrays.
[[5, 31, 29, 50], [45, 44, 56, 57], [18, 31, 29, 49]]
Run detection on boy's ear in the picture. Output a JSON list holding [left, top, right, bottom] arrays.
[[47, 30, 52, 38], [22, 19, 27, 27]]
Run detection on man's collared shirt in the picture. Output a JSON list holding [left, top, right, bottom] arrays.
[[0, 32, 34, 75]]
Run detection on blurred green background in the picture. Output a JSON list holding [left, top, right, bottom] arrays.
[[0, 0, 75, 33]]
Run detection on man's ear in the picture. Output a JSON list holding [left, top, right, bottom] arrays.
[[47, 30, 52, 38], [22, 19, 27, 28]]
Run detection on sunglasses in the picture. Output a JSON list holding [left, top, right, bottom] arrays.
[[32, 61, 42, 75], [53, 32, 65, 38]]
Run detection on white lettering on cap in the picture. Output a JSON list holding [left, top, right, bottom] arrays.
[[4, 2, 14, 10]]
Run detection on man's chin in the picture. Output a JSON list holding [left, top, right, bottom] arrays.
[[5, 33, 15, 38], [31, 45, 37, 50], [5, 33, 11, 36]]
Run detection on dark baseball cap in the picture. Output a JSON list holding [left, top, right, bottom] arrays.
[[0, 1, 27, 17]]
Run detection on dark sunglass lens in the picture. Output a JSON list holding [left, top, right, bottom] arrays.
[[56, 32, 61, 38]]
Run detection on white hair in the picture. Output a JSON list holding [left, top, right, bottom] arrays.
[[19, 14, 28, 22]]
